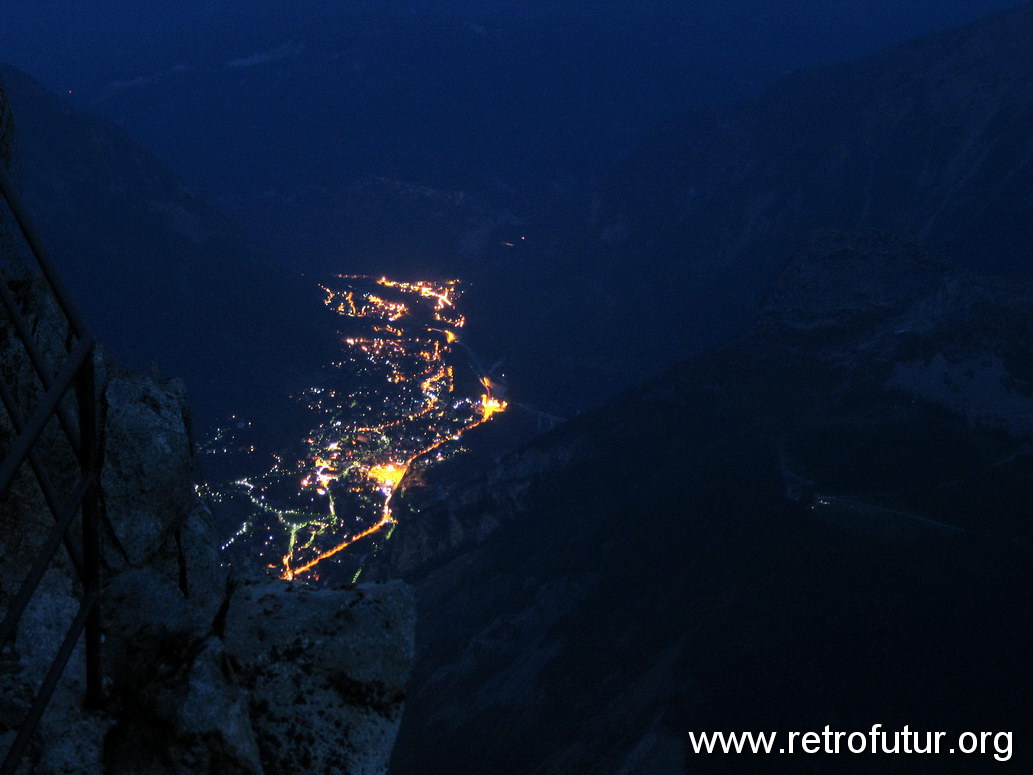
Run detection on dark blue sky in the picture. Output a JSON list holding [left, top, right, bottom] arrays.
[[5, 1, 1028, 95]]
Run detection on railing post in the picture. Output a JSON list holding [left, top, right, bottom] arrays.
[[1, 160, 105, 772], [76, 345, 102, 709]]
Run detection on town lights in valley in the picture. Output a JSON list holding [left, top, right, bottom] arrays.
[[212, 275, 507, 582]]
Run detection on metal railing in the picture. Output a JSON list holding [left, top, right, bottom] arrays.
[[0, 165, 102, 774]]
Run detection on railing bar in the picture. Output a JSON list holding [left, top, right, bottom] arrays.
[[0, 277, 83, 455], [0, 592, 97, 775], [0, 166, 91, 340], [0, 163, 105, 773], [0, 375, 86, 579], [0, 473, 92, 649], [0, 335, 92, 497], [76, 354, 102, 708]]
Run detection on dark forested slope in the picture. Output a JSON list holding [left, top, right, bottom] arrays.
[[376, 232, 1033, 774], [1, 63, 328, 421]]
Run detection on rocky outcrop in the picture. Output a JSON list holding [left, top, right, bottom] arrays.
[[1, 269, 415, 773], [759, 231, 1033, 433], [224, 581, 415, 775]]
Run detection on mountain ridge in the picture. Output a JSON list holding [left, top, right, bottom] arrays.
[[509, 0, 1033, 409]]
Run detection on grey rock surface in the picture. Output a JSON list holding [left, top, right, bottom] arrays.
[[100, 373, 195, 573], [225, 580, 416, 775], [103, 636, 263, 775]]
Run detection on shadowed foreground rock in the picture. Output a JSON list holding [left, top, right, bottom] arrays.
[[0, 268, 415, 774], [225, 582, 414, 774]]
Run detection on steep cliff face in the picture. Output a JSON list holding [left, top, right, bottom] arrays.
[[758, 232, 1033, 433], [610, 0, 1033, 277], [512, 1, 1033, 404], [0, 270, 414, 774], [374, 232, 1033, 774]]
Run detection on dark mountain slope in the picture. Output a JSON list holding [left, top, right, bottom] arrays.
[[11, 1, 1023, 280], [374, 232, 1033, 774], [0, 63, 328, 421], [514, 1, 1033, 407]]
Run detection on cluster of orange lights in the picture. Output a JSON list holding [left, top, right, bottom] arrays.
[[366, 462, 406, 490], [271, 275, 507, 581]]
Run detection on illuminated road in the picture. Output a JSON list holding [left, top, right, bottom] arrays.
[[207, 276, 507, 582]]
